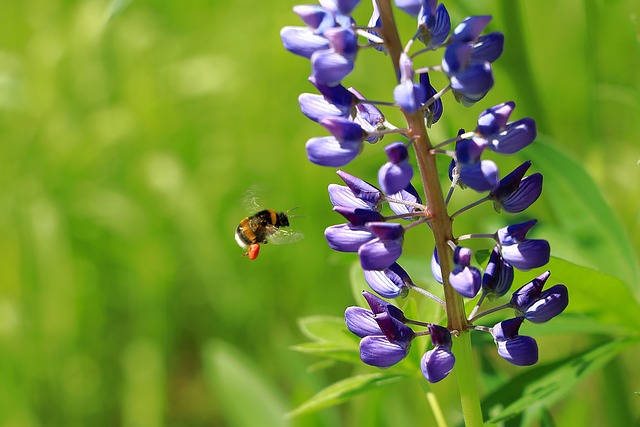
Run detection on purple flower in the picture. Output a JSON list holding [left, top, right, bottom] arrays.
[[306, 136, 362, 167], [471, 32, 504, 64], [333, 206, 384, 226], [500, 239, 550, 271], [487, 117, 537, 154], [306, 117, 366, 167], [431, 247, 443, 284], [363, 262, 413, 298], [459, 159, 499, 192], [311, 49, 355, 86], [350, 88, 386, 143], [510, 270, 551, 309], [421, 73, 443, 126], [482, 245, 514, 300], [293, 5, 335, 33], [449, 246, 481, 298], [345, 291, 414, 368], [325, 223, 375, 252], [395, 0, 423, 17], [378, 143, 414, 195], [394, 53, 427, 113], [281, 26, 331, 59], [450, 16, 492, 43], [417, 2, 451, 50], [345, 306, 382, 337], [489, 161, 543, 213], [310, 77, 356, 112], [476, 102, 516, 138], [492, 317, 538, 366], [328, 184, 375, 209], [387, 183, 423, 219], [298, 93, 348, 122], [512, 279, 568, 323], [496, 219, 538, 245], [337, 170, 383, 207], [358, 222, 405, 270], [421, 324, 455, 383], [450, 61, 494, 106]]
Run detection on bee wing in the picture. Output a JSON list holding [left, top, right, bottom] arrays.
[[241, 186, 268, 213], [268, 228, 305, 245]]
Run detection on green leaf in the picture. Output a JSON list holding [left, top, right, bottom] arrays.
[[297, 315, 354, 346], [287, 373, 409, 418], [542, 257, 640, 334], [202, 340, 288, 427], [290, 342, 361, 365], [482, 339, 636, 424], [526, 138, 640, 295]]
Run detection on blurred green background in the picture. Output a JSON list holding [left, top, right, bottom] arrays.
[[0, 0, 638, 426]]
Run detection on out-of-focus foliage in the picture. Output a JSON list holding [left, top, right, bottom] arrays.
[[0, 0, 638, 426]]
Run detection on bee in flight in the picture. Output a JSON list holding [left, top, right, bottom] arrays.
[[235, 208, 302, 260]]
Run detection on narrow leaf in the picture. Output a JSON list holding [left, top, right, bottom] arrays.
[[483, 339, 636, 423], [287, 373, 409, 418]]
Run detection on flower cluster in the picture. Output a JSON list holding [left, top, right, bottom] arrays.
[[281, 0, 568, 384]]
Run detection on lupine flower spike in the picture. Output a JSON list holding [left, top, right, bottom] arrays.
[[281, 0, 569, 422]]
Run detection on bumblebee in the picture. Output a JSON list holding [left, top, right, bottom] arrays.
[[235, 209, 300, 260]]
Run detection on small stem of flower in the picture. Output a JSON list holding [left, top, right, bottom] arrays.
[[466, 325, 492, 333], [431, 131, 476, 150], [424, 84, 451, 109], [467, 302, 512, 323], [370, 128, 408, 137], [384, 211, 427, 221], [457, 232, 496, 241], [408, 284, 445, 308], [383, 196, 428, 211], [356, 99, 398, 107], [404, 217, 430, 231], [467, 293, 486, 321], [450, 196, 490, 219], [355, 28, 384, 44], [415, 65, 443, 74]]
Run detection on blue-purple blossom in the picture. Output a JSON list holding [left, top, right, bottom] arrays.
[[431, 247, 443, 284], [486, 117, 537, 154], [281, 26, 331, 59], [333, 206, 384, 226], [387, 183, 423, 219], [476, 101, 515, 137], [421, 73, 443, 126], [489, 161, 543, 213], [492, 317, 539, 366], [450, 16, 492, 43], [358, 222, 405, 270], [325, 223, 375, 252], [417, 1, 450, 50], [394, 53, 427, 113], [346, 291, 414, 368], [510, 270, 550, 309], [328, 184, 375, 209], [449, 246, 481, 298], [459, 159, 499, 192], [337, 170, 383, 207], [512, 281, 569, 323], [306, 136, 363, 167], [345, 306, 382, 337], [421, 324, 455, 383], [363, 262, 413, 298], [350, 88, 387, 143], [293, 5, 336, 33], [395, 0, 422, 17], [378, 142, 414, 195], [500, 239, 550, 271], [482, 245, 514, 300]]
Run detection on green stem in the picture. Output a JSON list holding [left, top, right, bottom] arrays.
[[421, 381, 449, 427], [453, 332, 484, 427], [375, 1, 484, 425]]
